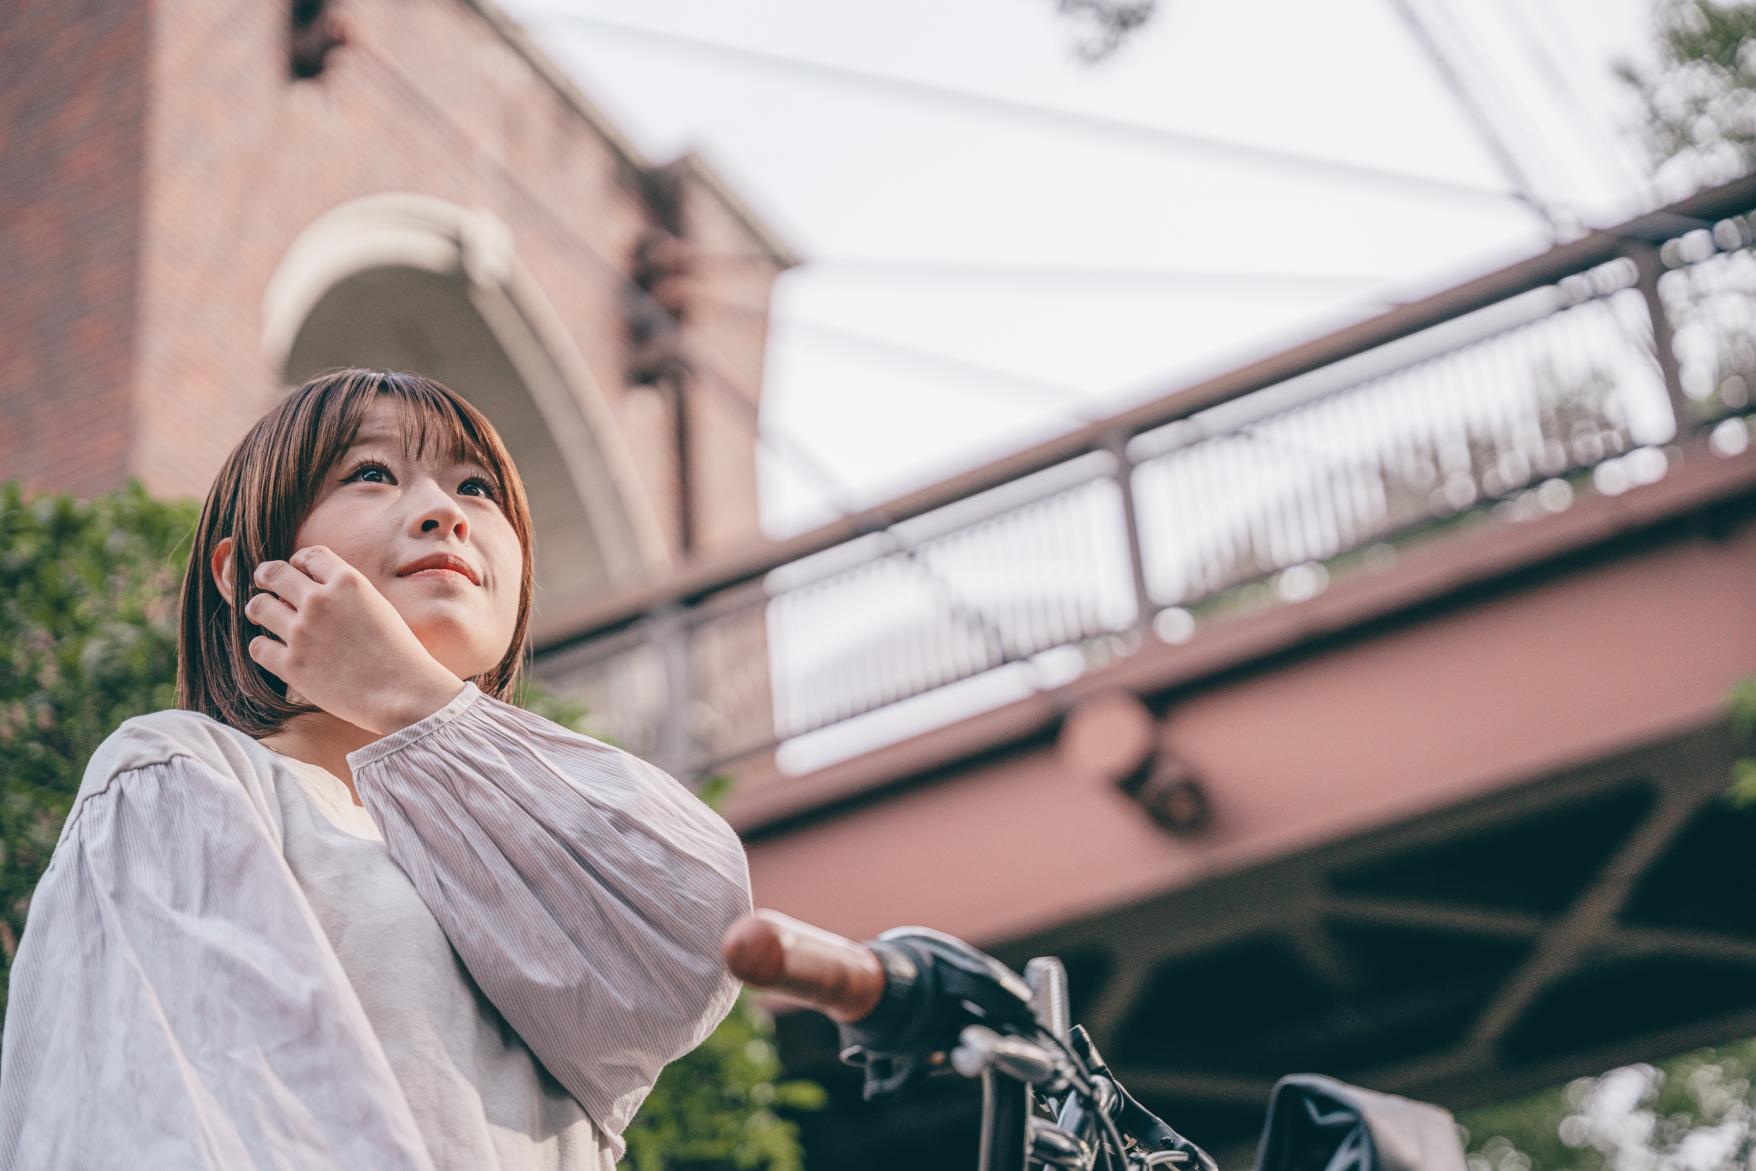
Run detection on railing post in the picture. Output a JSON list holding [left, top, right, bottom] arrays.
[[1627, 241, 1695, 440], [651, 603, 694, 779], [1103, 429, 1156, 639]]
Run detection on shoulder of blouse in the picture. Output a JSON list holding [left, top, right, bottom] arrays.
[[61, 706, 292, 856]]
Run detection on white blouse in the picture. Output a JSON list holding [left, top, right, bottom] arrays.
[[0, 680, 754, 1170]]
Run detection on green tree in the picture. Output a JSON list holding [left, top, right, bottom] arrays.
[[1046, 0, 1158, 61], [1460, 1038, 1756, 1171], [1728, 675, 1756, 806], [0, 477, 823, 1169], [1618, 0, 1756, 193]]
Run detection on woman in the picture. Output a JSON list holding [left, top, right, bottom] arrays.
[[0, 369, 754, 1169]]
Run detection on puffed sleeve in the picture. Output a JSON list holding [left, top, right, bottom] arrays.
[[343, 680, 754, 1159], [0, 755, 437, 1171]]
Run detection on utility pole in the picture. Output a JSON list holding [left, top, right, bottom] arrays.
[[625, 166, 698, 555]]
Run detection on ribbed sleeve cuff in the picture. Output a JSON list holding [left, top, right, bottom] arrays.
[[346, 680, 483, 771]]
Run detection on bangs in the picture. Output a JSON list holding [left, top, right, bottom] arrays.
[[385, 387, 496, 469], [327, 371, 511, 498]]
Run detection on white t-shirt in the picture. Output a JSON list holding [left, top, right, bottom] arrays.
[[0, 680, 753, 1170]]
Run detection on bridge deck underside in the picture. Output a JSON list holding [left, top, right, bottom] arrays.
[[773, 716, 1755, 1168]]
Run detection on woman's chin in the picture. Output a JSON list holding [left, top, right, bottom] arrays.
[[396, 614, 504, 678], [407, 637, 494, 682]]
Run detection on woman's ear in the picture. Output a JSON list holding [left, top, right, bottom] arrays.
[[211, 536, 237, 606]]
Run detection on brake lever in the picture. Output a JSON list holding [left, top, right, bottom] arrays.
[[1069, 1026, 1219, 1171], [838, 1048, 936, 1099]]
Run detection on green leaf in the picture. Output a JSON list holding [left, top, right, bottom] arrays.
[[1730, 676, 1756, 742]]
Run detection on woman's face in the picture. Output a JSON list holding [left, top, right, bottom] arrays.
[[277, 398, 522, 683]]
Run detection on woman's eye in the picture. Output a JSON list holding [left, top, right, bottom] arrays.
[[346, 460, 496, 500], [346, 460, 392, 483]]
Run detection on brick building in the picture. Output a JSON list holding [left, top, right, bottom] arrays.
[[0, 0, 795, 645]]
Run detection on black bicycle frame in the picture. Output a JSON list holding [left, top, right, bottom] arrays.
[[978, 1068, 1033, 1171]]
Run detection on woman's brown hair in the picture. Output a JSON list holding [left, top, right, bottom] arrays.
[[176, 368, 536, 736]]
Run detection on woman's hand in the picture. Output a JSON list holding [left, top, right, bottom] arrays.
[[244, 545, 467, 736]]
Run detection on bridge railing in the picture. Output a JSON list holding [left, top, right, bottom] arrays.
[[534, 174, 1756, 779]]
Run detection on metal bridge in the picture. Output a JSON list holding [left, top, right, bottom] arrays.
[[534, 173, 1756, 1167]]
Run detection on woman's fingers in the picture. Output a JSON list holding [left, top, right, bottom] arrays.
[[252, 558, 312, 606], [288, 544, 342, 584], [244, 589, 295, 636], [247, 631, 287, 680]]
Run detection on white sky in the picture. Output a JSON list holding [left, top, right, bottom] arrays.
[[498, 0, 1663, 537]]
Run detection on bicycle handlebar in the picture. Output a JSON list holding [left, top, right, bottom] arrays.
[[721, 910, 1465, 1171], [722, 908, 1223, 1171], [721, 909, 888, 1023]]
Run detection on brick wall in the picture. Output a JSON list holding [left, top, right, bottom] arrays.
[[0, 0, 787, 564], [0, 0, 151, 500]]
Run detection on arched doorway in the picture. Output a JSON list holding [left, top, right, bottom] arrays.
[[261, 194, 668, 643]]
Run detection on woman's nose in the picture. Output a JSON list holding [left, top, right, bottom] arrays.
[[414, 486, 468, 539], [420, 512, 467, 538]]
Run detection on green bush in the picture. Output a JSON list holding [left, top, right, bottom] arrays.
[[0, 479, 190, 987], [0, 477, 822, 1169]]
